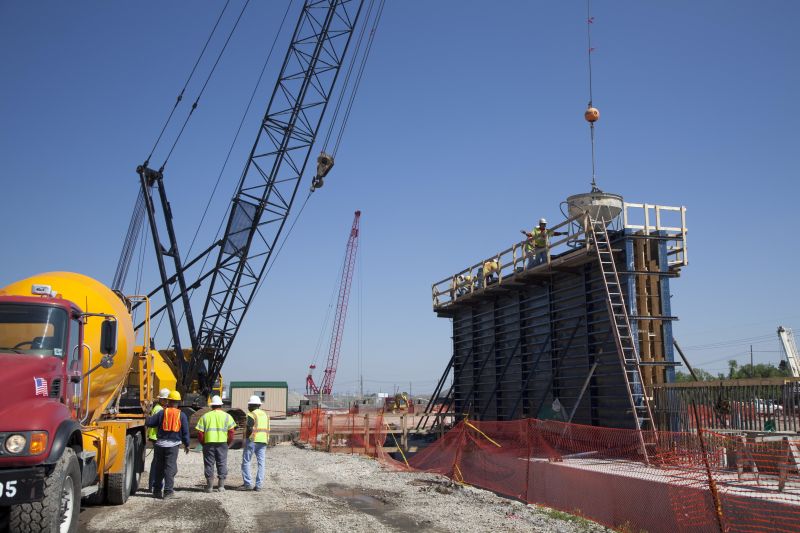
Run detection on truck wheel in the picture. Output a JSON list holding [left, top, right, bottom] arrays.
[[9, 447, 81, 533], [106, 434, 134, 505]]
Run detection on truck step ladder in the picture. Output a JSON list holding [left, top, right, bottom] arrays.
[[589, 217, 656, 463]]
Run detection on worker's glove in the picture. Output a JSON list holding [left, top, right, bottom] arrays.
[[184, 445, 190, 455]]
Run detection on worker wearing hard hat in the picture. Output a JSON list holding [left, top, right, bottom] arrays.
[[241, 395, 270, 491], [196, 395, 236, 493], [145, 390, 190, 499], [522, 218, 567, 268], [146, 388, 171, 492]]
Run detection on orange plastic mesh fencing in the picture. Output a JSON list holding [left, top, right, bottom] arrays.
[[300, 412, 800, 532], [298, 408, 389, 458]]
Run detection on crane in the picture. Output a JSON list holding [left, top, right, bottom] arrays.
[[307, 210, 361, 396], [131, 0, 367, 396], [778, 326, 800, 378]]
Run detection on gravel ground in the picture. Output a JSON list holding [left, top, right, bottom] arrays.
[[79, 443, 607, 533]]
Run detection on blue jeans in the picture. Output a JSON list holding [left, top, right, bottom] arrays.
[[241, 441, 267, 488]]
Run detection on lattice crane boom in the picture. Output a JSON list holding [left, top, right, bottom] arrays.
[[136, 0, 366, 395], [307, 210, 360, 396]]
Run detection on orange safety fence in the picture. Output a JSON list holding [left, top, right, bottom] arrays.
[[299, 408, 392, 459], [298, 411, 800, 532]]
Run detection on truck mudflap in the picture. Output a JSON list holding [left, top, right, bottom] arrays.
[[0, 467, 45, 504]]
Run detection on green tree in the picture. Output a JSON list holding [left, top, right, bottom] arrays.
[[674, 369, 720, 382]]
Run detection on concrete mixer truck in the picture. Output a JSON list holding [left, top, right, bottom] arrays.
[[0, 272, 160, 532]]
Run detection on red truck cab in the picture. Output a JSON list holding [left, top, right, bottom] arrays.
[[0, 293, 88, 532]]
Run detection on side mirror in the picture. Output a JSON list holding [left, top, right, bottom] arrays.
[[100, 320, 117, 356]]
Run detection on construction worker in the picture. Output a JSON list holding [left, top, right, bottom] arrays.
[[240, 395, 270, 491], [145, 390, 190, 499], [454, 274, 474, 297], [196, 395, 236, 493], [478, 258, 500, 288], [146, 388, 171, 492], [525, 218, 567, 267]]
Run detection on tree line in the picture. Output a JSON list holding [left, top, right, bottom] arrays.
[[674, 360, 791, 382]]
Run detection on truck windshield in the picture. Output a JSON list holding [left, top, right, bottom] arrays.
[[0, 304, 68, 357]]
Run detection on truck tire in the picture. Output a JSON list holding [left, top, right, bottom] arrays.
[[9, 447, 80, 533], [106, 434, 134, 505]]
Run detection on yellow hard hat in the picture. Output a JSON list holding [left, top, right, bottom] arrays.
[[168, 390, 182, 401]]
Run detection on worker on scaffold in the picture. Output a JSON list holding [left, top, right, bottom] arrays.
[[196, 395, 236, 493], [477, 258, 500, 288], [523, 218, 566, 268], [240, 395, 270, 491]]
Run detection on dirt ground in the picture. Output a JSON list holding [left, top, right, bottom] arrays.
[[78, 443, 606, 532]]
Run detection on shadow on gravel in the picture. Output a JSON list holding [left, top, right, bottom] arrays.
[[254, 511, 311, 533], [317, 482, 432, 532], [80, 498, 228, 533]]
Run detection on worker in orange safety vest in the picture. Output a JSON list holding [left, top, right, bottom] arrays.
[[145, 390, 190, 499]]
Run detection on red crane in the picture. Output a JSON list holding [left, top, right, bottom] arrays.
[[307, 210, 361, 396]]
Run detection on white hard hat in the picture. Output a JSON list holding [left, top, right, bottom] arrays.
[[248, 395, 262, 405], [539, 218, 547, 225], [210, 395, 224, 406], [158, 388, 171, 399]]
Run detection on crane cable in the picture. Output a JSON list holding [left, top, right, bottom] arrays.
[[166, 0, 380, 339], [320, 0, 377, 152], [154, 0, 295, 341], [332, 0, 386, 157], [586, 0, 599, 190], [319, 0, 386, 157], [159, 0, 252, 172], [311, 248, 348, 369], [117, 0, 235, 295], [182, 0, 294, 265], [145, 0, 232, 165]]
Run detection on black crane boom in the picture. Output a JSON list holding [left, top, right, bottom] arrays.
[[191, 0, 365, 392]]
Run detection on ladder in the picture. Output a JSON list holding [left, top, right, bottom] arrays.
[[589, 217, 655, 463]]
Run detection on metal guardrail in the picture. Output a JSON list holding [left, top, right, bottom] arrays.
[[623, 203, 688, 268], [432, 203, 688, 309]]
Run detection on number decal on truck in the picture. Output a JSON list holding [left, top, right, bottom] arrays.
[[0, 480, 18, 498]]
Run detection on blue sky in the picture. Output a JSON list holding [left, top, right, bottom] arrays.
[[1, 1, 798, 392]]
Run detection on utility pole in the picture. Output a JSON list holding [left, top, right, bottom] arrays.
[[750, 345, 754, 378], [359, 374, 363, 400]]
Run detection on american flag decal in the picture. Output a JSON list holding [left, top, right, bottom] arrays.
[[34, 377, 48, 397]]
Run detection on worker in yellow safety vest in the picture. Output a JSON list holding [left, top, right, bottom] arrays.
[[196, 395, 236, 493], [147, 388, 171, 492], [523, 218, 567, 268], [240, 395, 270, 491]]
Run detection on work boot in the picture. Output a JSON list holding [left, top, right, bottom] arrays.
[[217, 478, 226, 492], [163, 491, 176, 500], [204, 479, 213, 493], [153, 490, 163, 500]]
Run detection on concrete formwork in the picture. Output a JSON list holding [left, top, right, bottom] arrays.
[[436, 228, 682, 429]]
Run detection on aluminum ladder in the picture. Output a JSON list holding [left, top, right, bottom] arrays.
[[589, 217, 655, 463]]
